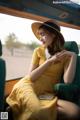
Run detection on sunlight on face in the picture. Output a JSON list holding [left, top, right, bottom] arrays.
[[37, 29, 55, 47]]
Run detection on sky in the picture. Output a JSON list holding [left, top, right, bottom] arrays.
[[0, 13, 80, 45], [70, 0, 80, 4]]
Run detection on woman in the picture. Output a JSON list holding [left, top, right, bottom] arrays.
[[6, 20, 79, 120]]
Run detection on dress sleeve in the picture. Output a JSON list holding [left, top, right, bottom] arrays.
[[31, 48, 40, 66]]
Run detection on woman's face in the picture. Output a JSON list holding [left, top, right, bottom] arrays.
[[38, 28, 56, 47]]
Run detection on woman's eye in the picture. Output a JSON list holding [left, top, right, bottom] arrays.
[[41, 33, 45, 36]]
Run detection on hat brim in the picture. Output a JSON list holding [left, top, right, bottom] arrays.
[[31, 22, 64, 43]]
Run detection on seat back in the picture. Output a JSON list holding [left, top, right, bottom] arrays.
[[54, 41, 80, 105], [63, 41, 80, 104], [73, 56, 80, 85], [64, 41, 80, 86], [0, 40, 6, 111], [64, 41, 79, 54]]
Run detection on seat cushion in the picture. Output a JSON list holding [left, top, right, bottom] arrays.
[[54, 83, 80, 104]]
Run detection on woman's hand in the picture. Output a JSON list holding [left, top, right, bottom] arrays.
[[55, 50, 76, 58], [48, 50, 76, 64]]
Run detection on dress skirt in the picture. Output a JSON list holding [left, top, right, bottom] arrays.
[[6, 76, 58, 120]]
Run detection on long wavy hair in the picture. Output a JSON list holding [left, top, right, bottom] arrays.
[[39, 24, 65, 55]]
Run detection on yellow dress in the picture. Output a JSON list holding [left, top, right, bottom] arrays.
[[6, 45, 70, 120]]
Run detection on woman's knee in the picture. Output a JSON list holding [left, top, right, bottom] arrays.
[[67, 103, 80, 118], [57, 99, 80, 118]]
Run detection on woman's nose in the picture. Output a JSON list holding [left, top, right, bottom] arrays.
[[40, 38, 43, 42], [40, 36, 46, 40]]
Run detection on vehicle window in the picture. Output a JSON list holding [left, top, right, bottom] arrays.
[[61, 26, 80, 54], [0, 13, 80, 80], [0, 13, 40, 80]]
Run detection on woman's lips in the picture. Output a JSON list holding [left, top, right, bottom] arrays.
[[42, 41, 46, 44]]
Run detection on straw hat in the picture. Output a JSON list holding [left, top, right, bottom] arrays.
[[31, 20, 64, 43]]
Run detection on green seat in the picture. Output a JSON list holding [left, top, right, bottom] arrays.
[[64, 41, 79, 54], [54, 41, 80, 106], [0, 41, 6, 111]]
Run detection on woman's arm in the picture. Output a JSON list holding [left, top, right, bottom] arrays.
[[63, 51, 77, 84], [28, 60, 51, 81], [28, 54, 60, 82], [52, 50, 77, 83]]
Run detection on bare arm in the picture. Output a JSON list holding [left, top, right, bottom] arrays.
[[28, 60, 51, 81], [52, 50, 77, 84], [28, 49, 77, 83], [63, 52, 77, 84], [28, 54, 59, 82]]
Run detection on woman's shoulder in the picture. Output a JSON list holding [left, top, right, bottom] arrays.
[[34, 45, 45, 52], [33, 45, 45, 57]]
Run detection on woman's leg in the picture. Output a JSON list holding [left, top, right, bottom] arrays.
[[16, 85, 41, 120], [6, 82, 41, 120], [57, 99, 80, 120]]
